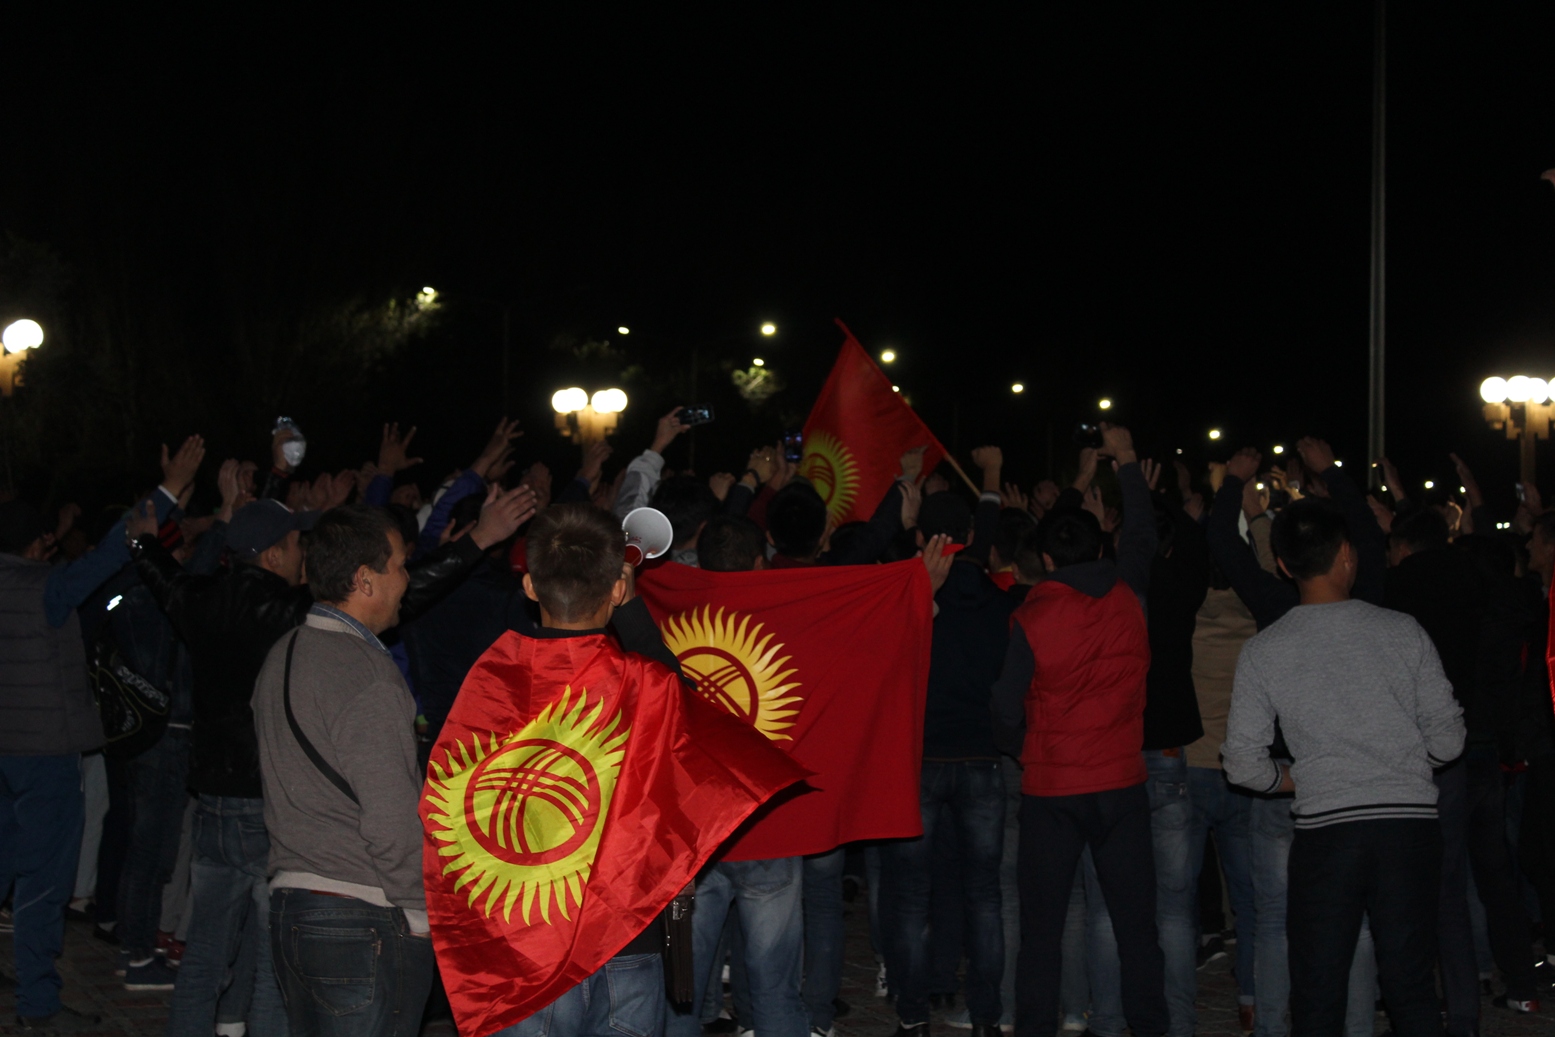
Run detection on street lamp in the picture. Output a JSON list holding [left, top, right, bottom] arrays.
[[1098, 398, 1113, 410], [760, 323, 777, 336], [0, 319, 44, 396], [1011, 383, 1025, 394], [1208, 428, 1222, 440], [880, 349, 897, 364], [617, 326, 631, 335], [1480, 374, 1554, 485], [553, 386, 627, 445]]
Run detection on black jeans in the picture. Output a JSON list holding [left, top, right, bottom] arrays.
[[1015, 783, 1166, 1037], [271, 889, 435, 1037], [1435, 758, 1477, 1036], [1463, 747, 1539, 999], [116, 727, 192, 957], [1287, 819, 1441, 1037]]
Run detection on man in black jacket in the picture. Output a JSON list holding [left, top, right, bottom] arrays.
[[1385, 509, 1542, 1019], [137, 488, 533, 1037], [880, 488, 1016, 1037]]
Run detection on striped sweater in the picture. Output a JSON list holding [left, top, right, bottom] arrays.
[[1222, 599, 1464, 829]]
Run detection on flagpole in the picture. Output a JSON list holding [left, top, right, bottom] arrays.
[[1366, 0, 1387, 484]]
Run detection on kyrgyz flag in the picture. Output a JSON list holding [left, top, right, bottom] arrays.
[[636, 559, 933, 860], [422, 631, 805, 1037], [801, 320, 947, 525]]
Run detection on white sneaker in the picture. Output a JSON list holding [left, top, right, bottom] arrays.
[[811, 1028, 835, 1037], [875, 962, 889, 998], [737, 1029, 757, 1037], [944, 1007, 973, 1030]]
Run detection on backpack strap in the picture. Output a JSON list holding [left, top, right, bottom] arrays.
[[282, 630, 359, 805]]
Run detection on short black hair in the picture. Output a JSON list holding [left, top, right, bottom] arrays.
[[1390, 507, 1449, 554], [699, 515, 767, 572], [993, 507, 1036, 563], [919, 492, 974, 543], [767, 483, 828, 559], [383, 504, 421, 554], [1037, 507, 1104, 570], [306, 505, 399, 604], [650, 476, 718, 549], [526, 503, 625, 621], [1270, 497, 1350, 580], [447, 493, 486, 537], [1012, 525, 1046, 582]]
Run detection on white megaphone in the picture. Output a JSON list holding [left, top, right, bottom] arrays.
[[622, 507, 674, 567]]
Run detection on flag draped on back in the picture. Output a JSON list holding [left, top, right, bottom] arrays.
[[422, 631, 805, 1037], [635, 559, 933, 860], [801, 320, 947, 525]]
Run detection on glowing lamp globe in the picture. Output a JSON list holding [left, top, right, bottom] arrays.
[[1506, 376, 1533, 403], [551, 387, 588, 414], [2, 319, 43, 354], [1480, 377, 1508, 403], [591, 388, 628, 414]]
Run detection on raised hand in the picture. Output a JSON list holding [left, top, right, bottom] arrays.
[[1099, 423, 1137, 466], [746, 447, 777, 487], [709, 472, 735, 502], [486, 450, 517, 485], [1140, 458, 1162, 492], [521, 462, 553, 511], [1000, 481, 1030, 512], [470, 484, 539, 550], [472, 418, 522, 478], [378, 423, 423, 477], [971, 445, 1003, 493], [124, 500, 159, 544], [1242, 476, 1268, 520], [161, 435, 206, 498], [579, 440, 613, 487], [1377, 457, 1404, 501], [651, 408, 689, 455], [1449, 452, 1483, 507], [54, 503, 81, 541], [919, 533, 955, 595], [1521, 481, 1544, 517], [1225, 447, 1261, 484], [1073, 448, 1099, 492], [1082, 485, 1106, 526], [899, 445, 928, 484], [900, 479, 923, 529], [216, 460, 247, 522], [321, 470, 355, 510]]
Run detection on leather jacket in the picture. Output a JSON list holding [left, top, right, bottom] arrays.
[[135, 531, 488, 798]]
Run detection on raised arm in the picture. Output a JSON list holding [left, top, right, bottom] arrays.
[[1297, 437, 1385, 606], [1206, 448, 1297, 629], [1104, 424, 1157, 599], [614, 408, 685, 519], [397, 484, 537, 624]]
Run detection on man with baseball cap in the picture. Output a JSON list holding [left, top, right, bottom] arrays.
[[133, 484, 537, 1037], [1, 436, 205, 1031]]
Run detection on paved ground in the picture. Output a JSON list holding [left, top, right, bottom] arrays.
[[4, 903, 1554, 1036]]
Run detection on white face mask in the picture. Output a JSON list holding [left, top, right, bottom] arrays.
[[282, 438, 307, 469]]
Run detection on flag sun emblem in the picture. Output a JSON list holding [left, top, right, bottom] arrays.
[[661, 606, 803, 740], [424, 687, 627, 925], [799, 430, 860, 524]]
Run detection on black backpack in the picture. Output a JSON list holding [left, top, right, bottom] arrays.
[[90, 622, 171, 758]]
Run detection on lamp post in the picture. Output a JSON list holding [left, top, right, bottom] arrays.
[[1, 319, 44, 397], [1480, 375, 1553, 486], [552, 387, 628, 447]]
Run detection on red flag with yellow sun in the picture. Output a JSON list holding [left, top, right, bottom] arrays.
[[636, 558, 933, 860], [422, 630, 805, 1037], [801, 320, 948, 526]]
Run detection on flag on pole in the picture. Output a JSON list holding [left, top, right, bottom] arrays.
[[635, 558, 932, 860], [422, 631, 805, 1037], [800, 319, 947, 525]]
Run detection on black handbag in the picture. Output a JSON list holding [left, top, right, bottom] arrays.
[[90, 630, 170, 759], [663, 883, 697, 1004]]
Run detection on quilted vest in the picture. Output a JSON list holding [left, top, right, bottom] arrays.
[[0, 554, 104, 755]]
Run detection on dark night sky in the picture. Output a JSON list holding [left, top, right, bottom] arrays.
[[4, 8, 1554, 504]]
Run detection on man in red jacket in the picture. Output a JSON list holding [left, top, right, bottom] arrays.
[[990, 423, 1166, 1037]]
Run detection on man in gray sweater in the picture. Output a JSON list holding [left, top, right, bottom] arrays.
[[253, 505, 434, 1037], [1222, 498, 1464, 1037]]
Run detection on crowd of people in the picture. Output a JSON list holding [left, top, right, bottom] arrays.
[[1, 403, 1552, 1037]]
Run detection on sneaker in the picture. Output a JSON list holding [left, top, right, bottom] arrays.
[[1492, 995, 1541, 1012], [1196, 934, 1226, 970], [0, 905, 14, 933], [125, 956, 178, 991], [811, 1028, 835, 1037], [704, 1016, 739, 1034], [114, 951, 129, 977], [1059, 1016, 1087, 1033], [737, 1028, 757, 1037], [875, 963, 889, 998], [15, 1006, 104, 1031], [1239, 1004, 1255, 1034], [944, 1007, 973, 1030], [155, 930, 186, 967], [92, 923, 119, 946], [892, 1025, 929, 1037]]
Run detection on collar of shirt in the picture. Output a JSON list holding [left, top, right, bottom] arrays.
[[307, 603, 390, 655]]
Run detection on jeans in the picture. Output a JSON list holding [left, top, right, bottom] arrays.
[[1187, 767, 1256, 1004], [116, 727, 192, 957], [1084, 751, 1196, 1037], [998, 760, 1021, 1029], [802, 848, 846, 1031], [880, 759, 1006, 1027], [0, 753, 86, 1018], [1249, 795, 1294, 1037], [928, 811, 965, 994], [1059, 863, 1089, 1029], [1435, 758, 1478, 1036], [1016, 784, 1167, 1037], [167, 795, 288, 1037], [73, 751, 107, 902], [666, 857, 805, 1037], [1462, 747, 1539, 998], [270, 889, 435, 1037], [495, 953, 665, 1037], [1287, 820, 1442, 1037]]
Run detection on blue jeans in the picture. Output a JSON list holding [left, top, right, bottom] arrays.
[[1249, 795, 1294, 1037], [0, 753, 86, 1018], [880, 759, 1006, 1026], [802, 848, 846, 1031], [998, 760, 1021, 1029], [1082, 751, 1196, 1037], [117, 727, 191, 957], [167, 795, 288, 1037], [270, 889, 435, 1037], [1187, 767, 1256, 1004], [496, 953, 666, 1037], [666, 857, 805, 1037]]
